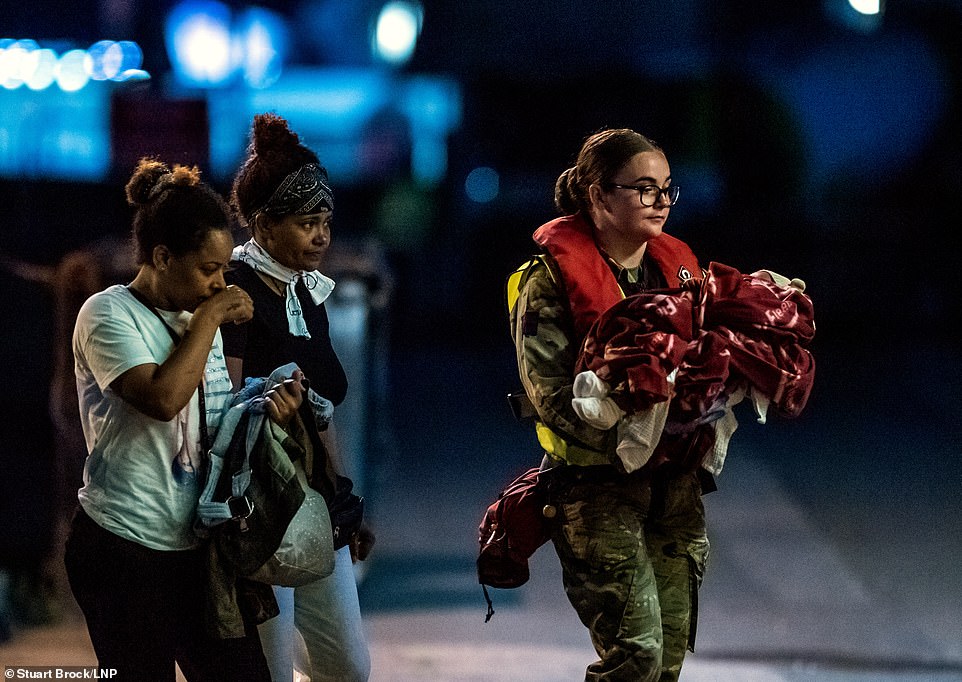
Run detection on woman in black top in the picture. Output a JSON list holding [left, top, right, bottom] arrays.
[[222, 261, 347, 406], [221, 113, 372, 682]]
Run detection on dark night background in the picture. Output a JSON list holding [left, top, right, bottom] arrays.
[[1, 1, 961, 677]]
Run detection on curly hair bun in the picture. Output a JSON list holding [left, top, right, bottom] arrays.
[[251, 112, 302, 160], [125, 158, 202, 207], [169, 164, 202, 186], [125, 158, 169, 206]]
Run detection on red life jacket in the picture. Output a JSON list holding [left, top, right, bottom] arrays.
[[533, 213, 702, 341]]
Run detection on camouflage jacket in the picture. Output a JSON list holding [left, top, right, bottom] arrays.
[[510, 214, 702, 467], [510, 255, 614, 465]]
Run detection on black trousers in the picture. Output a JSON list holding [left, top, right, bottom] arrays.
[[64, 507, 270, 682]]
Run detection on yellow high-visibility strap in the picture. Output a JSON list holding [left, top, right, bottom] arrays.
[[509, 255, 607, 467], [535, 421, 609, 467], [506, 257, 539, 313]]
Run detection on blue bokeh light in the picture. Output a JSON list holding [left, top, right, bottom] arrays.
[[373, 1, 423, 66], [165, 0, 234, 87], [465, 166, 500, 203], [55, 49, 92, 92], [234, 7, 288, 89], [25, 49, 58, 91]]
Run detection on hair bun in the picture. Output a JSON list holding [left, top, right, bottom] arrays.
[[125, 158, 170, 207], [125, 159, 202, 207], [251, 112, 302, 160], [168, 164, 202, 187]]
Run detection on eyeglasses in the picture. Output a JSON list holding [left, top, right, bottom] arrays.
[[605, 183, 680, 207]]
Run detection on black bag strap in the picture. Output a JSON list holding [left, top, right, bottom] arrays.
[[126, 285, 210, 452]]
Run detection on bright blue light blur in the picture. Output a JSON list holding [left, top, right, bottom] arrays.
[[87, 40, 143, 82], [398, 76, 461, 184], [824, 0, 884, 32], [208, 67, 392, 180], [0, 86, 111, 179], [0, 17, 458, 187], [373, 1, 423, 66], [207, 67, 461, 187], [849, 0, 881, 15], [0, 39, 145, 92], [1, 40, 40, 90], [25, 49, 58, 91], [234, 7, 289, 89], [165, 0, 234, 87], [0, 36, 147, 180], [87, 41, 112, 80], [165, 1, 289, 89], [55, 49, 92, 92]]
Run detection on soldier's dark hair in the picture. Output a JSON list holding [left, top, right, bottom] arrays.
[[554, 129, 663, 216]]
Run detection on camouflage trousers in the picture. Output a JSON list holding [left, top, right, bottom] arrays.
[[548, 467, 710, 682]]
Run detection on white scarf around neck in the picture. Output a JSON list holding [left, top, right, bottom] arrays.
[[232, 238, 335, 339]]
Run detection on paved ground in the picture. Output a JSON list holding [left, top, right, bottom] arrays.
[[3, 338, 962, 681]]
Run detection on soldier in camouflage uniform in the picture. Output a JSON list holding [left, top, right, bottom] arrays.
[[508, 129, 711, 681]]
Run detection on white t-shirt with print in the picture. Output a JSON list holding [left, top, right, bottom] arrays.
[[72, 284, 233, 550]]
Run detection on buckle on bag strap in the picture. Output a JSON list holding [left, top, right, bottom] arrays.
[[227, 495, 254, 520]]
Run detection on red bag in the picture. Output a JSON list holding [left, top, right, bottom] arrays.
[[477, 467, 553, 620]]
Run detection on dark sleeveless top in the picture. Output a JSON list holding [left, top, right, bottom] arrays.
[[222, 261, 348, 406]]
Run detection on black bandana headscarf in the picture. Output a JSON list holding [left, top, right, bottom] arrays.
[[250, 163, 334, 222]]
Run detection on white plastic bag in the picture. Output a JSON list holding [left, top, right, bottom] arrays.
[[247, 462, 335, 587]]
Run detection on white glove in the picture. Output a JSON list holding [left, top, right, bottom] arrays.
[[571, 370, 624, 429]]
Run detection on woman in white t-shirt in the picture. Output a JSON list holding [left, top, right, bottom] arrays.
[[65, 158, 303, 681]]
